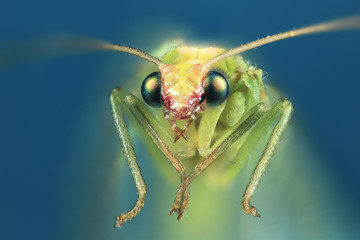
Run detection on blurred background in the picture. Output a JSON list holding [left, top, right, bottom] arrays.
[[0, 0, 359, 239]]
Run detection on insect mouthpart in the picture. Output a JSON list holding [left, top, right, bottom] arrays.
[[163, 106, 200, 143]]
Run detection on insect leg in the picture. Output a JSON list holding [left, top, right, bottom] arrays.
[[111, 87, 187, 226], [122, 90, 186, 176], [170, 102, 268, 219], [241, 98, 293, 217], [110, 88, 147, 227]]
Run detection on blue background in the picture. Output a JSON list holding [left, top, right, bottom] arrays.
[[1, 0, 360, 239]]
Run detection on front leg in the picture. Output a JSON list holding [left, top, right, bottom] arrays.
[[110, 88, 147, 227], [241, 98, 293, 217], [111, 87, 187, 226]]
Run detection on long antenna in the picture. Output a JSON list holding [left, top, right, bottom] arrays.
[[100, 42, 164, 66], [0, 35, 164, 71], [203, 15, 360, 70]]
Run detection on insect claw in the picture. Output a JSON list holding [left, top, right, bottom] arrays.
[[242, 202, 261, 218], [114, 208, 140, 228], [169, 206, 185, 220], [114, 216, 126, 228], [169, 208, 176, 216], [169, 194, 182, 217], [177, 212, 184, 221], [169, 206, 181, 217], [249, 206, 261, 218]]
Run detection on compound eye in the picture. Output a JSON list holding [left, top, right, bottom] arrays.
[[141, 72, 162, 108], [203, 71, 229, 106]]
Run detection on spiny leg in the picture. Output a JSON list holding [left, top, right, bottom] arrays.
[[123, 92, 186, 176], [112, 87, 189, 226], [123, 90, 193, 215], [110, 88, 147, 227], [169, 102, 268, 219], [240, 98, 293, 217]]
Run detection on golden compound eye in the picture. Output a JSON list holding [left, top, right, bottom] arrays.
[[203, 71, 229, 106], [141, 72, 162, 108]]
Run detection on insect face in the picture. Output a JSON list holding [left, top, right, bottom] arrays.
[[140, 60, 231, 142], [160, 64, 205, 121]]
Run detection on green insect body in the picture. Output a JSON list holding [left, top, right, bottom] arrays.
[[108, 16, 360, 227], [116, 46, 287, 238], [137, 46, 270, 185], [107, 43, 330, 240], [110, 40, 295, 227]]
